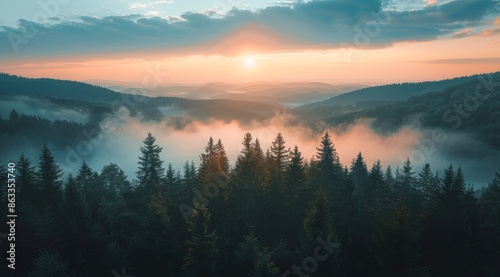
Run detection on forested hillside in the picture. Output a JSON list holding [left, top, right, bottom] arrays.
[[0, 73, 281, 124], [323, 73, 500, 149], [302, 73, 497, 109], [1, 132, 499, 276]]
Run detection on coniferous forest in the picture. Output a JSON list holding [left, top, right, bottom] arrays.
[[1, 130, 500, 277]]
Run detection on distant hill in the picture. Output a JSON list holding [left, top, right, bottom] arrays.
[[102, 81, 367, 106], [300, 73, 498, 110], [323, 72, 500, 149], [0, 73, 281, 123], [0, 73, 133, 103]]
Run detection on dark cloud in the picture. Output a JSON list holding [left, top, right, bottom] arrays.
[[0, 0, 498, 61]]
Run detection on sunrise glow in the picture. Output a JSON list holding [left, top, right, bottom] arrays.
[[244, 56, 257, 69]]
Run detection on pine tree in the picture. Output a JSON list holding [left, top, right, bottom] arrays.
[[350, 152, 369, 200], [478, 171, 500, 275], [17, 153, 38, 205], [422, 164, 475, 276], [199, 137, 229, 188], [166, 162, 176, 188], [99, 163, 131, 200], [233, 133, 265, 190], [76, 161, 101, 223], [215, 139, 229, 175], [369, 160, 391, 216], [442, 164, 455, 195], [453, 167, 466, 196], [136, 132, 165, 196], [183, 203, 219, 277], [262, 133, 289, 243], [198, 137, 217, 185], [62, 175, 89, 259], [385, 165, 395, 190], [417, 163, 433, 202], [284, 145, 308, 242], [396, 158, 416, 193], [8, 109, 20, 134], [253, 138, 266, 176], [234, 234, 279, 277], [269, 132, 289, 185], [37, 145, 63, 213], [303, 188, 334, 241], [285, 145, 306, 195], [302, 188, 340, 275], [315, 132, 343, 198]]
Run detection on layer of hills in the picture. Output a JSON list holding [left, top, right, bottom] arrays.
[[1, 72, 498, 136], [1, 71, 499, 186], [0, 73, 282, 123], [91, 80, 366, 107]]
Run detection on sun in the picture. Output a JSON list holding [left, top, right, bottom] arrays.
[[243, 56, 257, 68]]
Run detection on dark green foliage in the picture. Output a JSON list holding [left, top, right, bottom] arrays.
[[314, 132, 344, 199], [28, 250, 70, 277], [4, 132, 499, 277], [136, 132, 165, 200], [322, 73, 500, 150], [183, 203, 219, 277], [37, 145, 63, 213], [17, 153, 38, 205]]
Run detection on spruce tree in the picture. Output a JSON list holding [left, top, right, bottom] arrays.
[[284, 145, 308, 242], [478, 171, 500, 274], [350, 152, 369, 200], [99, 163, 131, 200], [385, 165, 395, 190], [77, 161, 100, 222], [302, 188, 340, 275], [62, 175, 89, 260], [136, 132, 165, 197], [315, 132, 343, 198], [215, 139, 229, 175], [422, 164, 474, 276], [183, 202, 219, 277], [417, 163, 433, 202], [37, 145, 63, 213], [17, 153, 38, 205], [198, 137, 216, 185]]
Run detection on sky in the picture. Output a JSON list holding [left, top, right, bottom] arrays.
[[0, 0, 499, 85]]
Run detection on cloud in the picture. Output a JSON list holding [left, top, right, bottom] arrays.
[[451, 27, 474, 38], [0, 0, 498, 62], [129, 0, 173, 9], [479, 16, 500, 35]]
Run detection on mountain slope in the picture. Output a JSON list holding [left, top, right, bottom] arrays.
[[323, 73, 500, 149], [0, 73, 281, 123], [301, 73, 498, 109], [0, 73, 132, 103]]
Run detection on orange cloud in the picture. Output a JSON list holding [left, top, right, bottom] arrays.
[[480, 27, 500, 36], [451, 27, 474, 38]]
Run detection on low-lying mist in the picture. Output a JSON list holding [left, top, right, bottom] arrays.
[[75, 108, 420, 175], [2, 97, 498, 188], [59, 107, 498, 187], [0, 95, 89, 123]]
